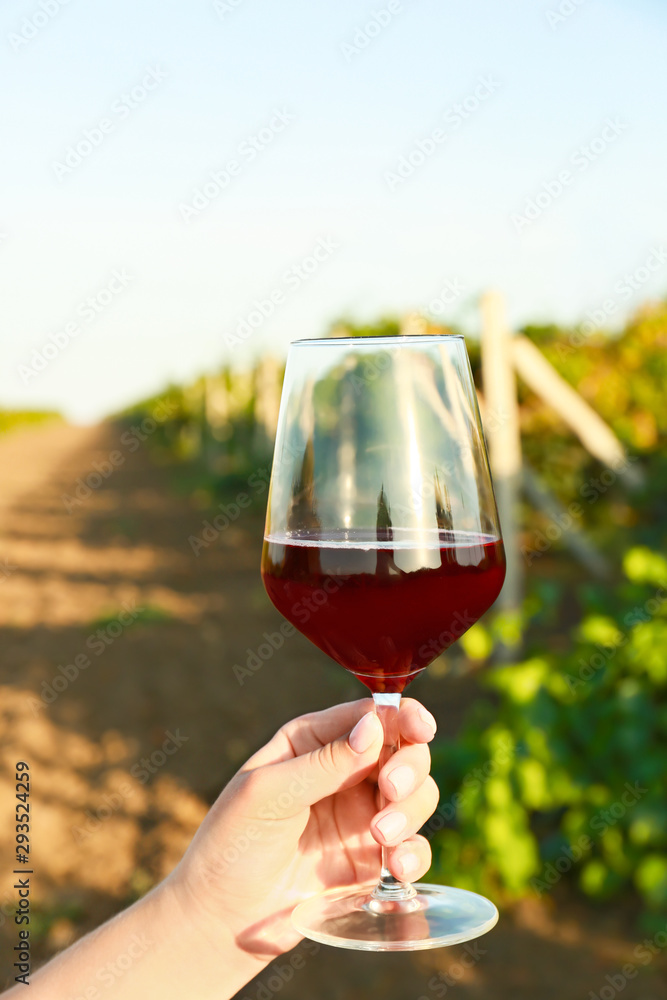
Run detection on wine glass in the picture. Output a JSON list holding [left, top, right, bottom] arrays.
[[261, 334, 506, 951]]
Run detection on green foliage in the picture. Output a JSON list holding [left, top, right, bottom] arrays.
[[518, 305, 666, 505], [25, 900, 86, 942], [115, 367, 276, 504], [0, 409, 62, 435], [429, 537, 667, 919], [328, 317, 402, 339], [89, 604, 172, 630]]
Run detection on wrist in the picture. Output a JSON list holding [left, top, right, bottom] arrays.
[[158, 870, 270, 996]]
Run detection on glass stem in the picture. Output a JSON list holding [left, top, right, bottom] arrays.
[[371, 692, 416, 901]]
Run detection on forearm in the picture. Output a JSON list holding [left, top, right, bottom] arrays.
[[3, 881, 268, 1000]]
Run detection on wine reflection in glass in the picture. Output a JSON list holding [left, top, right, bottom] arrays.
[[261, 334, 506, 951]]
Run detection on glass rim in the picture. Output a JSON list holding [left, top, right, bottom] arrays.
[[290, 334, 465, 347]]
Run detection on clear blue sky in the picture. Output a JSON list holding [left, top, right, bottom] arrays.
[[1, 0, 666, 422]]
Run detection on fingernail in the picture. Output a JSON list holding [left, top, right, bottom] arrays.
[[387, 765, 414, 798], [349, 712, 380, 754], [375, 811, 407, 843], [398, 852, 419, 878], [418, 707, 437, 734]]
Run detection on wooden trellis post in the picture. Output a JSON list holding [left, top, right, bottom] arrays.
[[204, 374, 229, 438], [479, 290, 639, 654], [480, 291, 524, 650], [510, 336, 641, 486]]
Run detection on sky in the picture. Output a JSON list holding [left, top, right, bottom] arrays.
[[1, 0, 666, 423]]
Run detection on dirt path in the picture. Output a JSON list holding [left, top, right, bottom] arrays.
[[0, 422, 664, 998]]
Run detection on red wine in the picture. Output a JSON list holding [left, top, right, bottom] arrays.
[[261, 529, 506, 693]]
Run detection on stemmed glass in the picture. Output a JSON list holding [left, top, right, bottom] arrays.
[[261, 334, 506, 951]]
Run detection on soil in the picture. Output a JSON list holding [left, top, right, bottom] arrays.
[[0, 422, 664, 998]]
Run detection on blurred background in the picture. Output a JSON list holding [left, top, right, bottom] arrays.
[[1, 1, 666, 997]]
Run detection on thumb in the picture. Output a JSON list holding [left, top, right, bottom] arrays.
[[257, 712, 384, 819]]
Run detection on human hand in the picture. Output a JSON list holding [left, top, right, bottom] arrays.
[[167, 698, 439, 962]]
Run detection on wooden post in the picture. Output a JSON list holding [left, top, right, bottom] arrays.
[[480, 291, 523, 651], [204, 374, 229, 437], [511, 335, 642, 487], [400, 312, 429, 338]]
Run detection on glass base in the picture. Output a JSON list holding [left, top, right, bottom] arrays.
[[291, 881, 498, 952]]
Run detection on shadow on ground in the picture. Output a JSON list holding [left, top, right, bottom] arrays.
[[0, 422, 663, 999]]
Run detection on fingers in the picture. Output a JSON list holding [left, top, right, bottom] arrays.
[[236, 696, 438, 825], [397, 698, 437, 746], [242, 699, 373, 769], [378, 742, 431, 803], [239, 711, 385, 819], [285, 699, 375, 754], [243, 698, 435, 771], [386, 835, 432, 882], [370, 775, 439, 847]]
